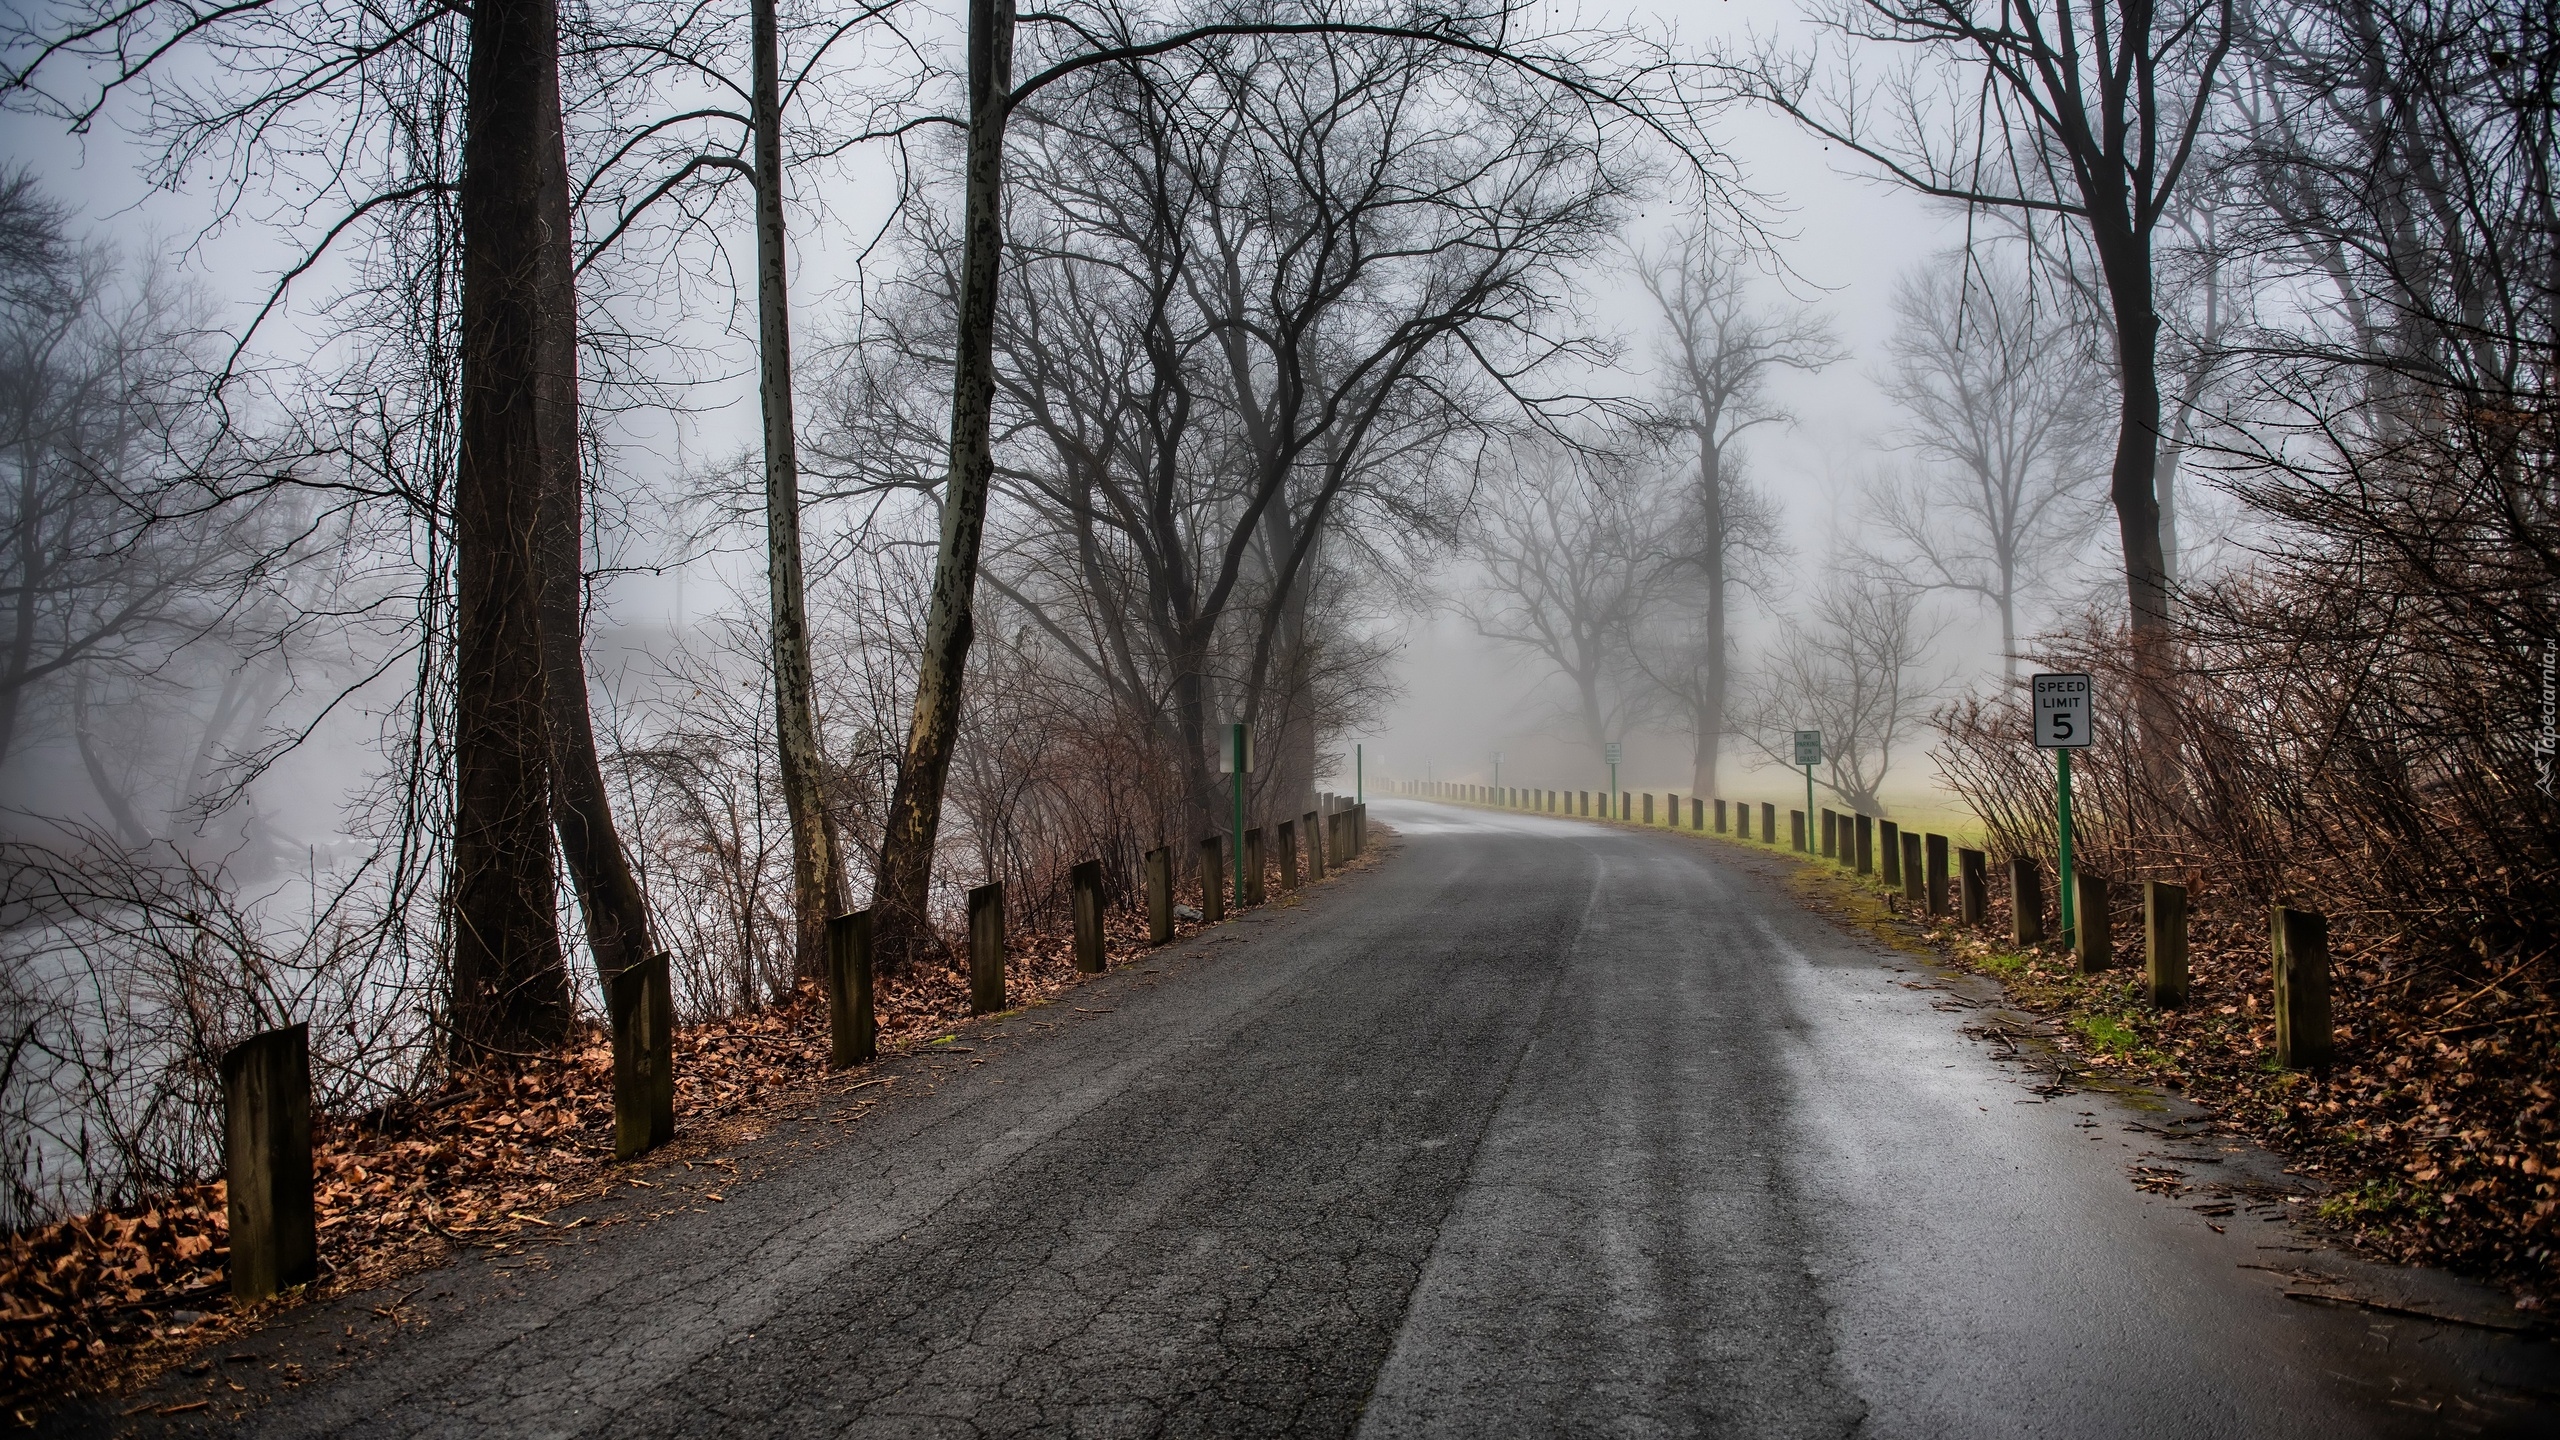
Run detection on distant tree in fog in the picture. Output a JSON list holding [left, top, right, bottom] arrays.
[[1464, 448, 1666, 767], [1750, 565, 1945, 815], [0, 175, 282, 792], [1638, 227, 1840, 799], [1862, 256, 2109, 682]]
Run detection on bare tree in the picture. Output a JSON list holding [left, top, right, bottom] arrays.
[[1862, 254, 2109, 681], [1750, 564, 1945, 815], [1735, 0, 2235, 773], [1465, 447, 1664, 764], [839, 20, 1647, 943], [866, 0, 1742, 969], [0, 180, 297, 799], [1636, 227, 1839, 797]]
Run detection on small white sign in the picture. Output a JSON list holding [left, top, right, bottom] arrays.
[[1218, 723, 1254, 773], [1794, 729, 1823, 766], [1604, 741, 1622, 765], [2031, 673, 2095, 749]]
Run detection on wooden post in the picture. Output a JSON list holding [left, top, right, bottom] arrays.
[[2145, 880, 2188, 1006], [611, 952, 675, 1159], [1691, 797, 1704, 830], [1762, 803, 1776, 843], [1145, 844, 1173, 943], [1879, 820, 1902, 885], [1242, 827, 1265, 906], [1716, 799, 1727, 833], [1199, 837, 1225, 921], [2010, 856, 2044, 946], [968, 880, 1006, 1014], [827, 910, 876, 1066], [1821, 809, 1837, 859], [2273, 906, 2334, 1068], [1303, 811, 1324, 879], [2074, 871, 2112, 973], [1925, 833, 1951, 917], [222, 1024, 316, 1302], [1354, 803, 1367, 854], [1958, 848, 1988, 926], [1901, 832, 1924, 904], [1278, 819, 1300, 891], [1642, 792, 1654, 824], [1790, 809, 1806, 851], [1071, 860, 1106, 974], [1855, 814, 1874, 875]]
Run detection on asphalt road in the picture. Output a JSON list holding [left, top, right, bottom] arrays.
[[72, 800, 2560, 1437]]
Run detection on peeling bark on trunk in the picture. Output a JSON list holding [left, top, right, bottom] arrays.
[[869, 0, 1014, 973]]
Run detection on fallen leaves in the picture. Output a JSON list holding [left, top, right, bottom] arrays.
[[1905, 880, 2560, 1306], [3, 911, 1112, 1411], [3, 837, 1389, 1415]]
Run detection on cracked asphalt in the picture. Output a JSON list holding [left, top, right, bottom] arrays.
[[68, 800, 2560, 1437]]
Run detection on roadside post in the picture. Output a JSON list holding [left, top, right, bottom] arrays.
[[1605, 741, 1621, 816], [1795, 730, 1822, 855], [611, 953, 675, 1159], [1146, 844, 1173, 942], [1071, 861, 1106, 972], [222, 1024, 316, 1302], [2273, 907, 2335, 1068], [968, 882, 1006, 1014], [1221, 723, 1253, 914], [2032, 673, 2095, 948], [2145, 880, 2188, 1005], [827, 910, 876, 1065]]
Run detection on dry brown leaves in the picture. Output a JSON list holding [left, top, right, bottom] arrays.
[[0, 883, 1284, 1417], [1906, 882, 2559, 1305]]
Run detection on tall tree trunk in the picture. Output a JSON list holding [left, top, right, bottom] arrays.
[[754, 0, 845, 976], [2093, 223, 2179, 770], [507, 0, 656, 999], [869, 0, 1014, 972], [450, 0, 576, 1057], [1693, 423, 1728, 799]]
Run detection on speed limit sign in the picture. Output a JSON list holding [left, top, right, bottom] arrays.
[[2032, 673, 2095, 748]]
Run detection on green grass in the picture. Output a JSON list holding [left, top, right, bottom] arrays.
[[1977, 949, 2029, 976], [2071, 1012, 2144, 1056], [2319, 1177, 2435, 1224]]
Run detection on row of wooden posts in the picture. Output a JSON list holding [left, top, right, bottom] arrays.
[[216, 798, 1371, 1303], [1415, 779, 2336, 1073]]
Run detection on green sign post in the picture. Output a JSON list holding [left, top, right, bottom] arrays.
[[1604, 741, 1621, 814], [1221, 723, 1253, 904], [2032, 674, 2094, 945], [1794, 730, 1822, 849]]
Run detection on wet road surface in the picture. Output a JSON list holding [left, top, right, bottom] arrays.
[[67, 800, 2560, 1437]]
